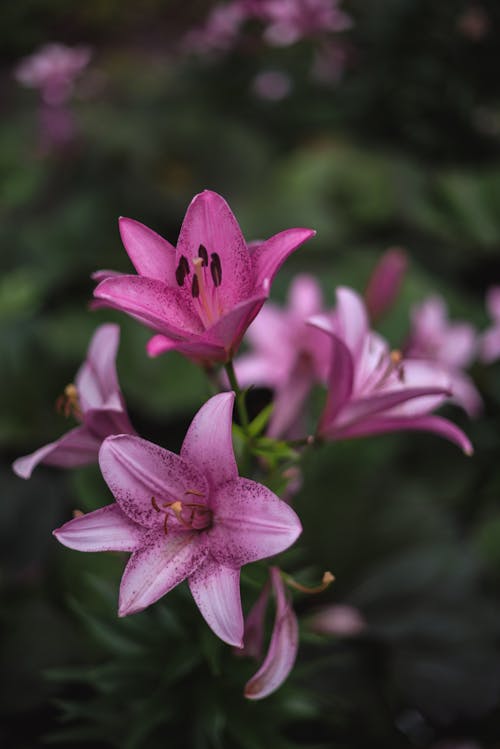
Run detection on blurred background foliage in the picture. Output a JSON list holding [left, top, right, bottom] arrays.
[[2, 1, 500, 747]]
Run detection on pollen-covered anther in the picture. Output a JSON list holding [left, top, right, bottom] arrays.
[[56, 383, 82, 419]]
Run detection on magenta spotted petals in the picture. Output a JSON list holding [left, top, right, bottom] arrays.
[[311, 287, 473, 454], [53, 393, 302, 647], [13, 324, 135, 479], [93, 190, 315, 363]]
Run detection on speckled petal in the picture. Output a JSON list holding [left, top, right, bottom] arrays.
[[189, 559, 244, 647], [53, 504, 144, 552], [181, 393, 237, 488], [99, 435, 208, 529], [119, 531, 208, 616], [210, 477, 302, 567]]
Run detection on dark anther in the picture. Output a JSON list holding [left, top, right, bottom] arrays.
[[198, 244, 209, 266], [175, 256, 190, 286], [210, 253, 222, 287], [191, 274, 200, 298]]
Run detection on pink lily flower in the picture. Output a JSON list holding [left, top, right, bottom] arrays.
[[93, 190, 315, 364], [246, 0, 352, 46], [311, 287, 473, 454], [364, 247, 408, 323], [244, 567, 299, 699], [13, 324, 135, 479], [234, 274, 330, 437], [53, 393, 302, 647], [480, 286, 500, 363], [14, 43, 91, 106], [406, 295, 482, 417]]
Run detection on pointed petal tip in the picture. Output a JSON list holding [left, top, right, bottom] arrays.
[[12, 458, 30, 479]]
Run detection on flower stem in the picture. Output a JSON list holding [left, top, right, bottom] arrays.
[[224, 360, 250, 431]]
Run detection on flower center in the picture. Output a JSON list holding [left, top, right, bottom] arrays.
[[375, 349, 405, 389], [56, 383, 82, 420], [175, 245, 223, 328], [151, 491, 213, 534]]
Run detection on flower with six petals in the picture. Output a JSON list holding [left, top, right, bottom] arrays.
[[53, 393, 302, 647], [93, 190, 315, 364]]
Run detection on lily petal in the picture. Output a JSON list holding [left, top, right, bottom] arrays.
[[13, 426, 100, 479], [99, 435, 208, 528], [268, 360, 314, 439], [189, 559, 244, 647], [244, 567, 298, 700], [239, 581, 271, 660], [334, 414, 473, 454], [53, 504, 144, 552], [76, 323, 121, 412], [181, 392, 237, 488], [334, 287, 369, 361], [210, 478, 302, 567], [176, 190, 253, 309], [119, 532, 208, 616], [251, 227, 316, 289], [93, 275, 203, 337], [207, 290, 269, 357], [119, 217, 176, 282], [311, 327, 354, 428], [288, 274, 324, 318]]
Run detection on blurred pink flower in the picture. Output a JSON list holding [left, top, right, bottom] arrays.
[[234, 274, 329, 437], [15, 43, 91, 106], [94, 190, 315, 364], [54, 393, 302, 647], [406, 295, 482, 417], [182, 3, 248, 55], [13, 324, 135, 479], [247, 0, 352, 46], [244, 566, 299, 699], [252, 70, 292, 100], [311, 287, 473, 454], [364, 247, 408, 323], [480, 286, 500, 363], [308, 603, 366, 636]]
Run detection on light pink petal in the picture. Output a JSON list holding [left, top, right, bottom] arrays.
[[181, 393, 237, 488], [244, 303, 292, 358], [146, 334, 179, 357], [480, 326, 500, 364], [312, 327, 354, 429], [388, 359, 451, 416], [12, 426, 100, 479], [244, 567, 298, 700], [333, 414, 473, 455], [146, 333, 226, 362], [251, 227, 316, 289], [118, 217, 177, 283], [239, 581, 271, 659], [334, 287, 369, 361], [119, 532, 208, 616], [210, 478, 302, 568], [365, 248, 407, 321], [268, 360, 314, 439], [334, 385, 450, 431], [176, 190, 253, 309], [448, 370, 483, 418], [309, 604, 366, 637], [486, 286, 500, 321], [84, 407, 135, 439], [288, 274, 324, 318], [207, 291, 269, 357], [189, 559, 244, 647], [75, 323, 121, 411], [93, 275, 203, 337], [53, 504, 144, 552], [440, 323, 477, 369], [99, 435, 208, 528], [233, 352, 284, 389]]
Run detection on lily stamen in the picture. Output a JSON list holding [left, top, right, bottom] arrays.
[[56, 383, 82, 420], [283, 570, 335, 595]]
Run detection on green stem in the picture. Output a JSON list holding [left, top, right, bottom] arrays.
[[224, 360, 250, 431]]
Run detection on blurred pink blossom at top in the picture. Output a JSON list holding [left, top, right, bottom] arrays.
[[406, 295, 482, 417], [15, 43, 91, 105], [246, 0, 352, 46], [182, 3, 248, 55], [479, 286, 500, 363]]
